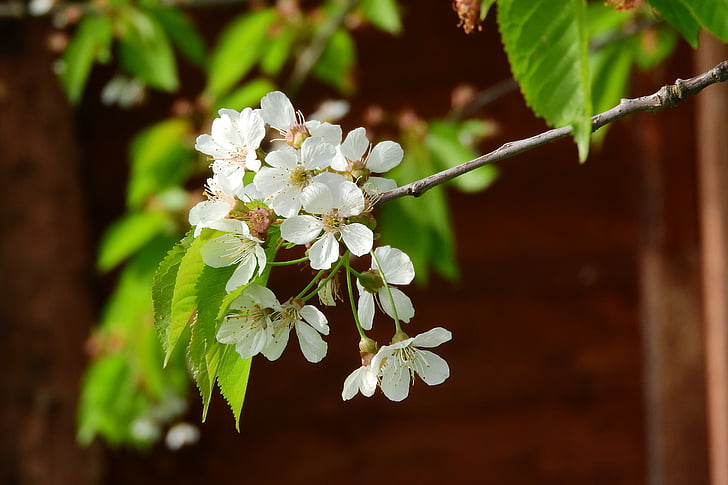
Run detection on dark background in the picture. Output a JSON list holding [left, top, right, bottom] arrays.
[[2, 2, 725, 484]]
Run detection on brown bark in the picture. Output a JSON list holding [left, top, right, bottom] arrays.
[[638, 63, 709, 484], [0, 19, 101, 485], [696, 34, 728, 485]]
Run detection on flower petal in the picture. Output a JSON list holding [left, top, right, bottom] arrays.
[[357, 288, 375, 331], [280, 215, 322, 245], [367, 141, 403, 172], [412, 327, 452, 348], [362, 176, 397, 196], [225, 256, 257, 292], [295, 322, 328, 363], [300, 182, 334, 215], [340, 223, 373, 257], [378, 286, 415, 323], [264, 147, 298, 169], [309, 233, 340, 270], [412, 349, 450, 386], [300, 136, 335, 170], [306, 120, 342, 146], [260, 91, 295, 131], [299, 304, 329, 335], [334, 181, 365, 217], [253, 166, 289, 196], [200, 235, 243, 268], [234, 327, 269, 359], [379, 355, 411, 402], [342, 367, 365, 400], [341, 127, 369, 162], [262, 325, 290, 361], [246, 283, 280, 309], [373, 246, 415, 285]]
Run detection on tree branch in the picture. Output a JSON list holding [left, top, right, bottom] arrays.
[[376, 59, 728, 207]]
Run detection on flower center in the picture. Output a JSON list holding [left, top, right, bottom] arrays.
[[321, 210, 344, 234], [226, 236, 259, 264], [290, 166, 313, 188], [228, 304, 271, 330]]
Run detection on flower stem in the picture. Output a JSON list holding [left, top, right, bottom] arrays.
[[345, 258, 367, 339], [370, 250, 402, 334], [268, 256, 310, 266], [300, 253, 348, 301]]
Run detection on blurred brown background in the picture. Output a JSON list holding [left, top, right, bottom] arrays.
[[2, 2, 727, 484]]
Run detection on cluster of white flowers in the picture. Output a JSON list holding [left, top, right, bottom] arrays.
[[189, 91, 452, 402]]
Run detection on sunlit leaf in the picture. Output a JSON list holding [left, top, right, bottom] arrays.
[[214, 78, 277, 112], [59, 14, 112, 104], [127, 118, 193, 209], [498, 0, 592, 161], [360, 0, 402, 34], [165, 230, 220, 365], [205, 8, 276, 98], [118, 7, 179, 91], [149, 6, 206, 67], [216, 347, 252, 432], [260, 27, 295, 76], [645, 0, 700, 47], [153, 231, 194, 355], [426, 120, 498, 193], [312, 29, 355, 93], [97, 211, 170, 272]]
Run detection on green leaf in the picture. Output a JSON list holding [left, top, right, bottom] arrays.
[[646, 0, 700, 47], [97, 211, 170, 272], [190, 264, 235, 419], [214, 78, 277, 112], [360, 0, 402, 34], [312, 29, 356, 93], [148, 6, 206, 67], [481, 0, 496, 21], [426, 120, 498, 193], [205, 9, 276, 98], [127, 118, 193, 209], [260, 27, 295, 76], [216, 346, 252, 431], [118, 7, 179, 91], [165, 230, 219, 365], [684, 0, 728, 42], [379, 139, 459, 283], [152, 231, 194, 355], [80, 236, 187, 447], [498, 0, 592, 161], [59, 14, 112, 104]]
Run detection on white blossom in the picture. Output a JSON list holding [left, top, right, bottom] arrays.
[[356, 246, 415, 330], [195, 107, 266, 184], [260, 91, 342, 147], [253, 137, 336, 218], [370, 327, 451, 402], [341, 364, 378, 400], [200, 220, 267, 292], [266, 299, 330, 363], [216, 284, 280, 359], [280, 178, 373, 270], [330, 127, 403, 194]]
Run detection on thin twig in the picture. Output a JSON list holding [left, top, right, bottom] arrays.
[[376, 60, 728, 207]]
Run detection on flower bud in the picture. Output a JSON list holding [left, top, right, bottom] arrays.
[[358, 337, 378, 366], [285, 124, 310, 149]]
